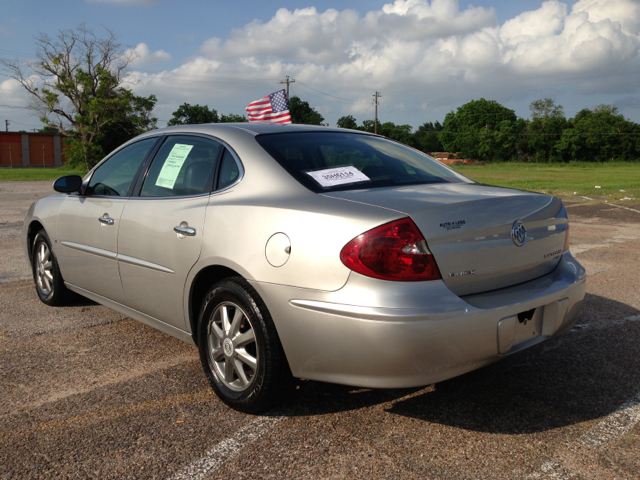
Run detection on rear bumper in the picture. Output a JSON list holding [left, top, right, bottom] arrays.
[[250, 252, 586, 389]]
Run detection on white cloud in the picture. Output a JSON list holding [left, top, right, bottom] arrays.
[[0, 78, 44, 130], [0, 78, 27, 104], [76, 0, 640, 125], [127, 43, 172, 67]]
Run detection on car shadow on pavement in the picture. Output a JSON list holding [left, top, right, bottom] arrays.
[[285, 381, 423, 416], [384, 293, 640, 433], [286, 293, 640, 434], [65, 291, 99, 307]]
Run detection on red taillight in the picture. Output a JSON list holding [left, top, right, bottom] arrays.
[[340, 218, 441, 281], [564, 223, 570, 252]]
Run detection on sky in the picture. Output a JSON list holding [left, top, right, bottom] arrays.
[[1, 0, 639, 132]]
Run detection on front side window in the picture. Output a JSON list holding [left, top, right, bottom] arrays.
[[86, 138, 157, 196], [141, 136, 221, 197], [256, 132, 473, 193]]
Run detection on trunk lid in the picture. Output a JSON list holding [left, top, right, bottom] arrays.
[[324, 183, 568, 296]]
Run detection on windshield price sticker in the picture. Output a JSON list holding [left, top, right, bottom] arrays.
[[156, 144, 194, 189], [307, 166, 370, 187]]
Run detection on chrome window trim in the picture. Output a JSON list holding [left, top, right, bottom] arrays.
[[229, 125, 259, 136], [126, 192, 212, 201], [76, 137, 162, 200], [80, 133, 244, 200], [214, 144, 244, 193], [132, 132, 245, 199], [81, 135, 163, 197]]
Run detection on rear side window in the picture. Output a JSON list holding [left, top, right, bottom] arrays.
[[86, 138, 157, 196], [218, 149, 240, 190], [141, 136, 221, 197], [256, 132, 471, 193]]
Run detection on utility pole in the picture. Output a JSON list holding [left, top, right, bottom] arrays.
[[4, 120, 8, 132], [373, 91, 382, 134], [279, 76, 295, 101]]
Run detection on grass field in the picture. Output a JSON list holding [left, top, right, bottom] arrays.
[[0, 165, 88, 181], [453, 162, 640, 202]]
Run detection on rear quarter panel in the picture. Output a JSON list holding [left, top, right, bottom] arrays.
[[196, 191, 403, 291]]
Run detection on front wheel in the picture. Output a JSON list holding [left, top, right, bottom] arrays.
[[31, 230, 70, 306], [197, 278, 294, 413]]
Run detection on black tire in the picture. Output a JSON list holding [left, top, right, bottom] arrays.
[[197, 277, 294, 413], [31, 230, 70, 306]]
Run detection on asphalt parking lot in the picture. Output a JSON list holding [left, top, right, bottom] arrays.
[[1, 181, 639, 480]]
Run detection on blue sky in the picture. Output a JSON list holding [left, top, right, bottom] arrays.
[[1, 0, 639, 131]]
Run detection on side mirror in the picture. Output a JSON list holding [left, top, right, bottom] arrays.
[[53, 175, 83, 193]]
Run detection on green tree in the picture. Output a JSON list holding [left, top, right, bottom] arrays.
[[220, 113, 248, 123], [359, 119, 376, 133], [336, 115, 358, 130], [530, 98, 565, 120], [556, 105, 639, 162], [439, 99, 521, 161], [413, 121, 444, 153], [377, 122, 414, 145], [99, 94, 157, 155], [0, 25, 153, 170], [167, 103, 220, 126], [289, 96, 325, 125]]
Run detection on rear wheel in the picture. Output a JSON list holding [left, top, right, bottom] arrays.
[[197, 277, 294, 413], [31, 230, 70, 306]]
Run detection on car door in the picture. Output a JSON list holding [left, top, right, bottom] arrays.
[[117, 135, 222, 329], [56, 137, 158, 303]]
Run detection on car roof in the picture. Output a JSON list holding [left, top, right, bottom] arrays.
[[149, 123, 376, 137]]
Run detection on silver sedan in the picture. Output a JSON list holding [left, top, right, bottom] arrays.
[[23, 124, 586, 412]]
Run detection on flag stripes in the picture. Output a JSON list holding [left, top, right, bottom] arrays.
[[246, 90, 292, 124]]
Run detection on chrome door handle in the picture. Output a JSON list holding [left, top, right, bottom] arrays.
[[99, 216, 115, 226], [174, 226, 196, 236]]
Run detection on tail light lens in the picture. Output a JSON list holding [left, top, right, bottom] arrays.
[[563, 223, 570, 251], [340, 218, 441, 281]]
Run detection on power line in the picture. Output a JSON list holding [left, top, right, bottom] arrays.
[[356, 104, 372, 124], [296, 80, 364, 103], [0, 104, 30, 110], [293, 82, 369, 105], [0, 48, 38, 59]]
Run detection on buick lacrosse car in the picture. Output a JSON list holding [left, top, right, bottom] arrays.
[[23, 124, 586, 412]]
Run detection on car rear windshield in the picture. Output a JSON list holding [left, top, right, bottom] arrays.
[[256, 132, 472, 193]]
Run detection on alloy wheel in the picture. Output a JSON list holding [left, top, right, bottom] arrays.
[[207, 301, 258, 392], [36, 242, 54, 296]]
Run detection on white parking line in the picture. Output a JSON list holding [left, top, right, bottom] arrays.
[[607, 203, 640, 214], [576, 198, 640, 213], [575, 390, 640, 449], [527, 461, 574, 480], [527, 391, 640, 479], [571, 314, 640, 333], [528, 311, 640, 479], [167, 416, 283, 480]]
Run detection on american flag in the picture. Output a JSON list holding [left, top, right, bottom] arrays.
[[245, 89, 292, 124]]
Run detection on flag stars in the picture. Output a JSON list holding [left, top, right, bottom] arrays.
[[270, 90, 289, 113]]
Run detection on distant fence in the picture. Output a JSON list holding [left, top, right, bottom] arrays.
[[0, 132, 69, 167]]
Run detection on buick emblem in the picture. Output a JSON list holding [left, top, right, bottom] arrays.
[[511, 220, 526, 247]]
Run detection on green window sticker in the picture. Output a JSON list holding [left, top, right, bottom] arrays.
[[155, 144, 194, 189]]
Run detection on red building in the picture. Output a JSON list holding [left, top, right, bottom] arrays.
[[0, 131, 69, 167]]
